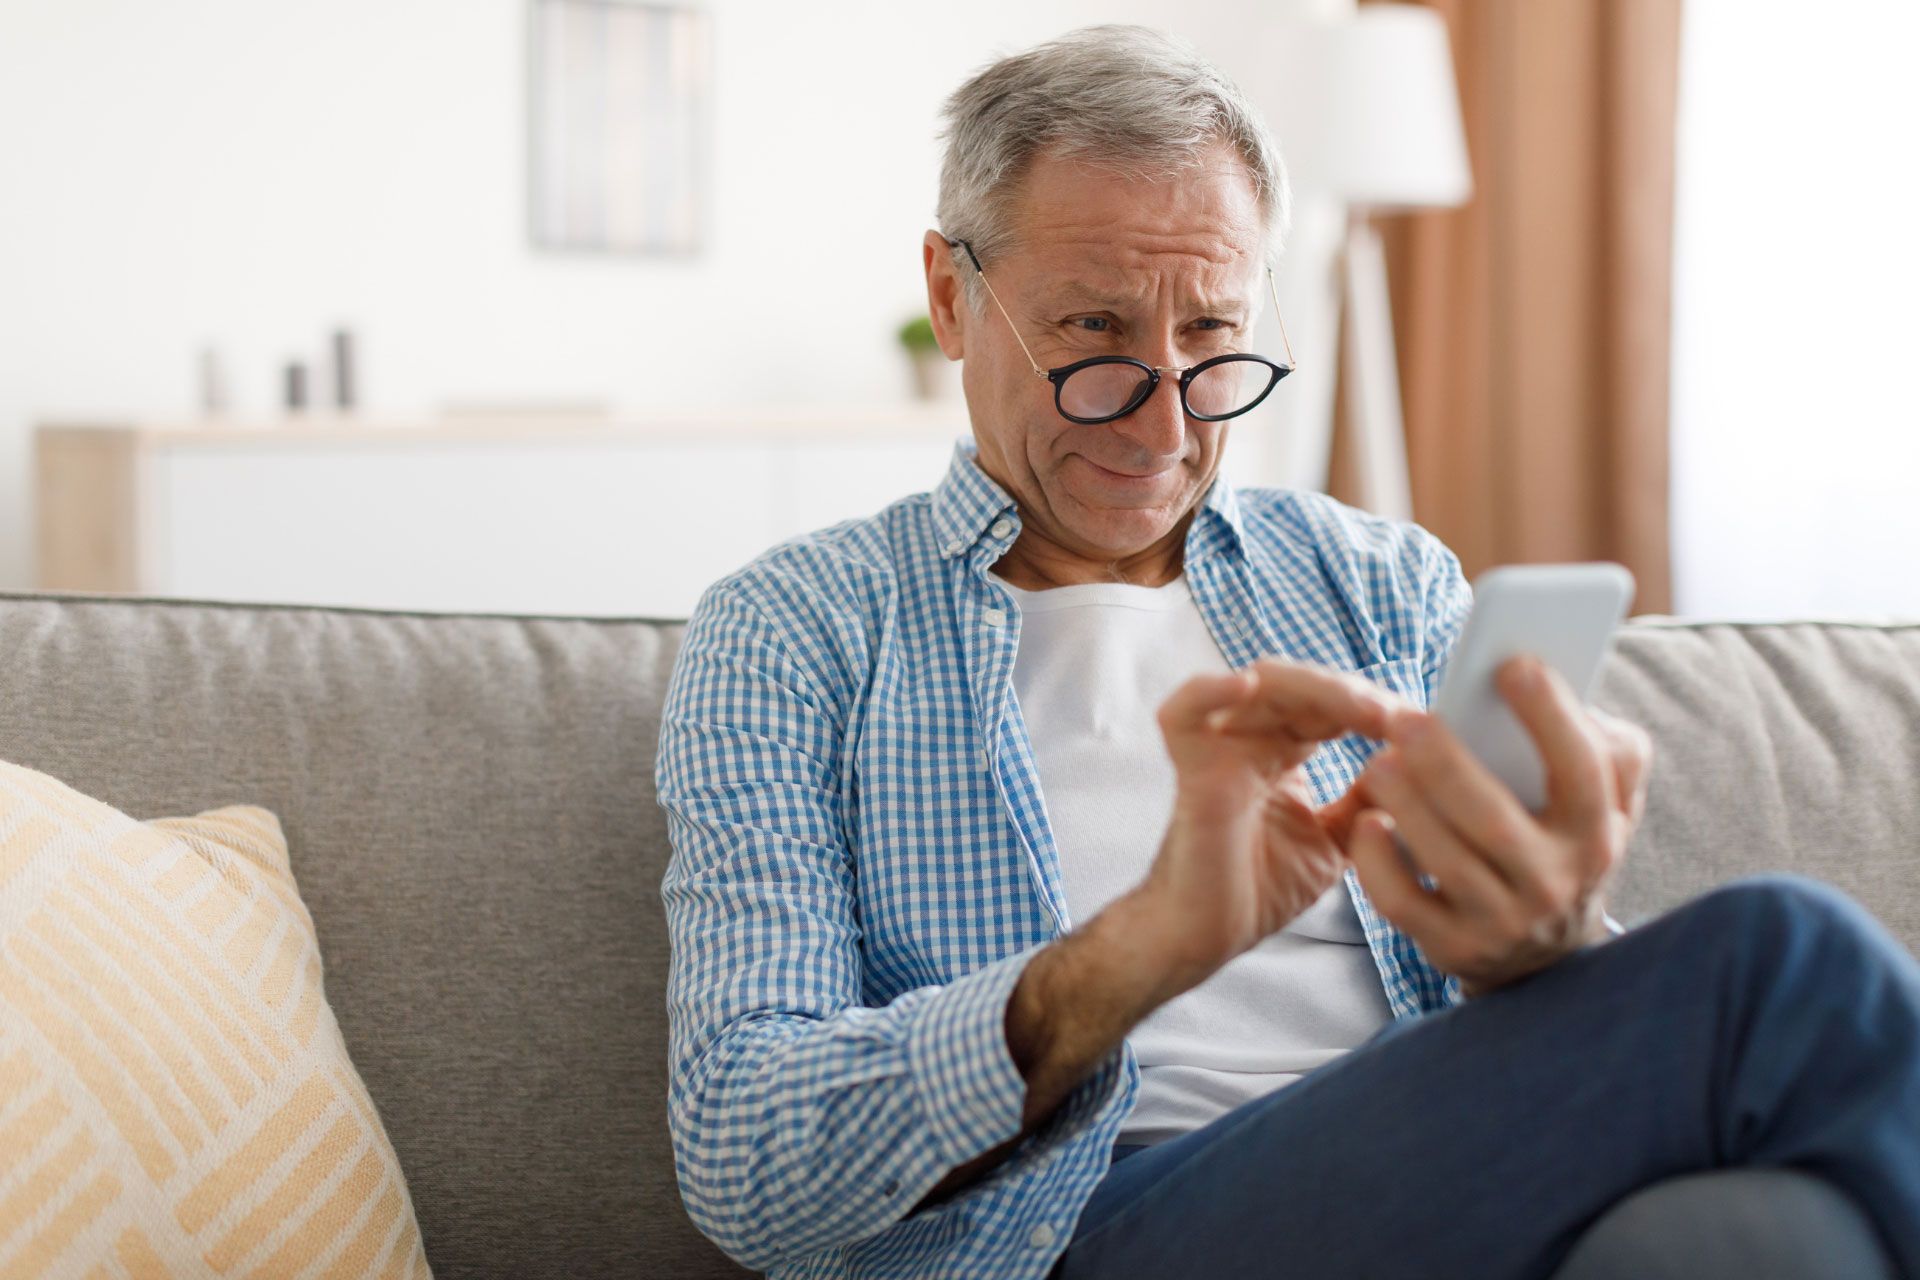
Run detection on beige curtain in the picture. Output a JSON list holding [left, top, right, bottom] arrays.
[[1334, 0, 1682, 615]]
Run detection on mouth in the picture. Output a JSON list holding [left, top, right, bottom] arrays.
[[1080, 457, 1170, 483]]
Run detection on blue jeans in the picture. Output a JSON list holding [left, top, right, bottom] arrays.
[[1051, 875, 1920, 1279]]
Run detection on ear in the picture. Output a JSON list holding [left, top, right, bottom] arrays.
[[921, 229, 967, 361]]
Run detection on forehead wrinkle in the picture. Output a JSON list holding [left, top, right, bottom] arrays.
[[1034, 279, 1147, 310], [1033, 262, 1257, 317], [1024, 220, 1252, 269]]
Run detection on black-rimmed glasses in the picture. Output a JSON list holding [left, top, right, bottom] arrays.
[[947, 237, 1296, 426]]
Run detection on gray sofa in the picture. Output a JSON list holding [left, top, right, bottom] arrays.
[[2, 590, 1915, 1278]]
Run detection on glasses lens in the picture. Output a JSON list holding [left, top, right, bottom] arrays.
[[1184, 357, 1274, 420], [1058, 361, 1153, 421]]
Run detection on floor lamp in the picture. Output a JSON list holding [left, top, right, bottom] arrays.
[[1316, 5, 1472, 520]]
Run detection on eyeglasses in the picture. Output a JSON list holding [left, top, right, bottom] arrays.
[[947, 237, 1296, 426]]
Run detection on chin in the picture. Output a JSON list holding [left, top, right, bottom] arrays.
[[1057, 496, 1184, 552]]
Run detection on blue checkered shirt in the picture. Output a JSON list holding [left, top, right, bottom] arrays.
[[656, 442, 1473, 1278]]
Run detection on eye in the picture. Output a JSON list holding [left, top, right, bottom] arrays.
[[1070, 316, 1112, 333], [1193, 317, 1228, 331]]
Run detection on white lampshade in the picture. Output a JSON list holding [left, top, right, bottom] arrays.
[[1264, 4, 1472, 210]]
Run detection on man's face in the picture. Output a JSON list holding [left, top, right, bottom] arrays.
[[926, 143, 1267, 568]]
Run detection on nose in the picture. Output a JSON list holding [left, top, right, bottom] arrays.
[[1105, 353, 1186, 460]]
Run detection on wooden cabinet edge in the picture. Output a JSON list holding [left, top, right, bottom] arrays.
[[35, 426, 148, 594]]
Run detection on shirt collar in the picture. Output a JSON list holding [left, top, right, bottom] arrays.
[[1191, 459, 1248, 562], [931, 441, 1019, 560], [932, 439, 1248, 564]]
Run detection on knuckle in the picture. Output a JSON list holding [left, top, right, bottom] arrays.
[[1575, 755, 1614, 803], [1368, 880, 1407, 919], [1363, 757, 1403, 798], [1361, 884, 1408, 931], [1487, 909, 1528, 950], [1593, 826, 1626, 872], [1481, 812, 1529, 854], [1462, 938, 1504, 973], [1260, 657, 1302, 683], [1537, 871, 1580, 916], [1400, 726, 1448, 771]]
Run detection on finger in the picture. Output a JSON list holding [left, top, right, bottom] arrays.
[[1314, 779, 1374, 848], [1156, 668, 1257, 737], [1362, 750, 1526, 930], [1588, 708, 1654, 823], [1273, 785, 1345, 854], [1495, 656, 1615, 829], [1349, 810, 1477, 969], [1379, 710, 1546, 897], [1219, 659, 1412, 744]]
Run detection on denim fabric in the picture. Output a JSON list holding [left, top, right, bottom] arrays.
[[1053, 876, 1920, 1280]]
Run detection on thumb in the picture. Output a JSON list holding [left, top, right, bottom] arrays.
[[1157, 668, 1258, 737], [1314, 778, 1375, 849]]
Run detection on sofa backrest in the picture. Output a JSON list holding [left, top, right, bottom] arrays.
[[1, 593, 1914, 1277], [0, 592, 748, 1279], [1590, 618, 1920, 943]]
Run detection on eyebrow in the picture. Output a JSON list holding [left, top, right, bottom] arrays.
[[1034, 283, 1253, 319]]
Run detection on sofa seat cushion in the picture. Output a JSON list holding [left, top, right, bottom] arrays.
[[0, 760, 431, 1277]]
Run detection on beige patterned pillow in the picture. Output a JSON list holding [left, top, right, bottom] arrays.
[[0, 761, 431, 1277]]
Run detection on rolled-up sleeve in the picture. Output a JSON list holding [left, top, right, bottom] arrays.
[[1415, 530, 1474, 707], [656, 583, 1070, 1269]]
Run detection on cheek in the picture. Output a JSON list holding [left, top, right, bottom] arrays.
[[1164, 426, 1224, 483], [960, 366, 1060, 491]]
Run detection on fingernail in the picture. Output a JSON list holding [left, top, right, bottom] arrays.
[[1392, 709, 1430, 742]]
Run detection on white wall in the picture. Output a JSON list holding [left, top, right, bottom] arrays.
[[1670, 0, 1920, 617], [0, 0, 1349, 593]]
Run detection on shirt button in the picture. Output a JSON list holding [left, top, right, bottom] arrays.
[[990, 518, 1014, 539], [944, 539, 965, 556], [982, 607, 1007, 628], [1028, 1223, 1057, 1249]]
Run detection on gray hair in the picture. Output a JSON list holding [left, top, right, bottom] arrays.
[[936, 24, 1290, 310]]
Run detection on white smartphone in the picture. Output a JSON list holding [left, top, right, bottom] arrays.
[[1429, 563, 1636, 813]]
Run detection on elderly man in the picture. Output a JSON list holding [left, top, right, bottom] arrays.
[[657, 25, 1920, 1280]]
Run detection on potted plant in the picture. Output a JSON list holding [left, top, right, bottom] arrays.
[[897, 314, 954, 401]]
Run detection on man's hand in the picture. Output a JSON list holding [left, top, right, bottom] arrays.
[[912, 659, 1418, 1213], [1345, 654, 1653, 996], [1127, 659, 1418, 994], [917, 659, 1414, 1212]]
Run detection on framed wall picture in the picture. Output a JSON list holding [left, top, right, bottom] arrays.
[[528, 0, 711, 255]]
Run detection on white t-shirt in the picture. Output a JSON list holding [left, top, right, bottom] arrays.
[[994, 570, 1393, 1146]]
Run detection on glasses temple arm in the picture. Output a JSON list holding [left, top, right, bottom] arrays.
[[1266, 265, 1297, 370], [950, 238, 1049, 379]]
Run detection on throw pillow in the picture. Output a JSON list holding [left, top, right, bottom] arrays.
[[0, 760, 430, 1277]]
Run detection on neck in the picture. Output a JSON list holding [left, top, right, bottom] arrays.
[[990, 521, 1189, 589]]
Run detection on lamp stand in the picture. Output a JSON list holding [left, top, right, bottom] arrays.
[[1340, 213, 1415, 521]]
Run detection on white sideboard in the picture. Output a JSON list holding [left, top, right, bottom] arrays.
[[35, 408, 967, 617]]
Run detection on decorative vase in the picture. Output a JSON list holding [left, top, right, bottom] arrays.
[[908, 350, 955, 402]]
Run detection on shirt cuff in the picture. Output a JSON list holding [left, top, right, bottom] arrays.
[[1014, 1044, 1126, 1160], [906, 943, 1047, 1167]]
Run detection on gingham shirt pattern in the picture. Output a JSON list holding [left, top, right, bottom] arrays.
[[656, 442, 1474, 1278]]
